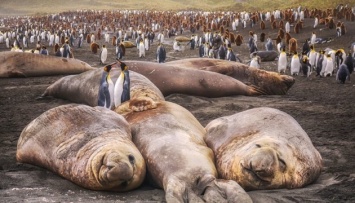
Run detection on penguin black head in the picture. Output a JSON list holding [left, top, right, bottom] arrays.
[[120, 62, 128, 71], [104, 65, 112, 72]]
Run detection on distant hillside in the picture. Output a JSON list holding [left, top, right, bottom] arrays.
[[0, 0, 353, 16]]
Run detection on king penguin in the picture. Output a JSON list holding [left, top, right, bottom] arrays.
[[114, 61, 130, 108], [290, 52, 301, 76], [98, 65, 113, 109], [308, 45, 316, 72], [249, 53, 261, 69], [278, 48, 287, 74], [100, 45, 108, 64]]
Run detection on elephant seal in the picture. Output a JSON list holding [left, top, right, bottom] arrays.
[[174, 36, 191, 42], [124, 60, 263, 97], [0, 51, 94, 77], [118, 101, 252, 202], [164, 58, 295, 95], [16, 104, 146, 191], [41, 66, 164, 108], [41, 64, 252, 202], [122, 41, 136, 48], [250, 50, 279, 62], [204, 107, 323, 191]]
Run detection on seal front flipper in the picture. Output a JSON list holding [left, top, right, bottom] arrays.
[[203, 178, 252, 203], [164, 174, 252, 203], [247, 85, 267, 95], [165, 177, 204, 203]]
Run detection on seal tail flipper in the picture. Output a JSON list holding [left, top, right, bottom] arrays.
[[203, 179, 252, 203]]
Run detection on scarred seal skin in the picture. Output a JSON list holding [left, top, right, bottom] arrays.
[[16, 104, 146, 191], [0, 51, 93, 77], [204, 107, 323, 191]]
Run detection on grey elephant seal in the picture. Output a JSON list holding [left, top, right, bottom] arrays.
[[0, 51, 93, 77], [41, 65, 252, 202], [204, 107, 323, 191], [16, 104, 146, 191], [250, 51, 279, 62], [164, 58, 295, 95], [41, 67, 164, 108], [125, 60, 263, 97], [118, 101, 252, 202]]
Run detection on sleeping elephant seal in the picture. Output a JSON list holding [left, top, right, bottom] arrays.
[[42, 62, 262, 104], [41, 67, 164, 108], [118, 101, 252, 203], [174, 36, 192, 42], [124, 60, 263, 97], [204, 107, 322, 191], [122, 41, 136, 48], [164, 58, 295, 95], [0, 51, 93, 77], [16, 104, 146, 191], [250, 50, 279, 62]]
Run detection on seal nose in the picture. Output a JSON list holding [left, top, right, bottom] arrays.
[[107, 162, 134, 182], [248, 148, 277, 182], [128, 154, 135, 165]]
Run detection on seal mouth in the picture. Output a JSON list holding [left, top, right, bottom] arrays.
[[98, 153, 137, 188], [120, 181, 129, 187]]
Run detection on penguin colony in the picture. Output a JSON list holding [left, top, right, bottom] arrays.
[[0, 4, 354, 83]]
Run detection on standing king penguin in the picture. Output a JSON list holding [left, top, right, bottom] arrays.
[[291, 52, 301, 76], [114, 61, 130, 108], [98, 65, 113, 109], [100, 45, 108, 65], [278, 48, 287, 74]]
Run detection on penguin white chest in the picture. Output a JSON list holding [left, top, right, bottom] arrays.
[[291, 56, 300, 75], [114, 72, 125, 107]]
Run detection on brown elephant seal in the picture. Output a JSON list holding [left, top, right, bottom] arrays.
[[174, 36, 191, 42], [164, 58, 295, 95], [124, 60, 263, 97], [0, 51, 93, 78], [119, 101, 252, 202], [122, 41, 136, 48], [41, 66, 164, 108], [204, 107, 323, 191], [250, 50, 279, 62], [16, 104, 146, 191]]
